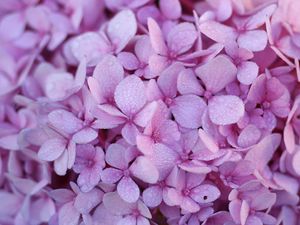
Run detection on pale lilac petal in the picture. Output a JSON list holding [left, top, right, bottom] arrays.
[[54, 150, 68, 176], [198, 129, 219, 153], [0, 134, 19, 150], [101, 168, 123, 184], [157, 63, 184, 98], [117, 52, 139, 70], [0, 12, 25, 40], [208, 95, 245, 125], [245, 216, 263, 225], [58, 202, 80, 225], [114, 75, 146, 115], [159, 0, 181, 19], [147, 18, 168, 55], [191, 184, 220, 203], [199, 20, 237, 44], [137, 217, 150, 225], [195, 55, 237, 93], [171, 95, 206, 129], [0, 191, 21, 216], [103, 192, 135, 215], [142, 186, 163, 208], [177, 69, 204, 96], [105, 143, 128, 169], [237, 124, 261, 148], [245, 134, 281, 171], [238, 30, 268, 52], [237, 61, 259, 85], [38, 138, 67, 161], [149, 144, 178, 179], [134, 101, 158, 127], [117, 177, 140, 203], [48, 109, 83, 134], [121, 123, 140, 145], [148, 54, 169, 75], [118, 216, 136, 225], [72, 128, 98, 144], [74, 188, 103, 214], [91, 55, 124, 104], [107, 10, 137, 53], [167, 23, 197, 55], [130, 156, 159, 184], [135, 35, 154, 63]]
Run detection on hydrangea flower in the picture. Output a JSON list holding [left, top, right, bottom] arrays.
[[1, 0, 300, 224]]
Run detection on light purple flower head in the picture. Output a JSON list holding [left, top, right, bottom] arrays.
[[1, 0, 300, 224]]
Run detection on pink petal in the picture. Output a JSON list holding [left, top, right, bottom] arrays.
[[147, 18, 168, 55], [273, 172, 299, 195], [0, 191, 21, 215], [137, 217, 150, 225], [181, 197, 200, 213], [172, 95, 206, 129], [117, 177, 140, 203], [101, 168, 123, 184], [0, 134, 19, 150], [114, 75, 146, 115], [198, 129, 219, 153], [58, 202, 80, 225], [245, 134, 281, 171], [177, 68, 204, 96], [118, 216, 137, 225], [105, 143, 128, 169], [167, 22, 197, 55], [237, 61, 259, 85], [237, 30, 267, 52], [38, 138, 67, 161], [72, 128, 98, 144], [245, 216, 263, 225], [142, 186, 163, 208], [0, 12, 25, 40], [54, 150, 68, 176], [134, 101, 158, 127], [25, 6, 51, 31], [245, 4, 277, 30], [195, 55, 237, 93], [107, 10, 137, 53], [92, 105, 126, 129], [159, 0, 181, 19], [130, 156, 159, 184], [199, 20, 237, 44], [91, 55, 124, 104], [135, 35, 154, 63], [103, 192, 135, 215], [74, 189, 103, 214], [149, 144, 178, 180], [48, 109, 83, 134], [136, 135, 155, 155], [44, 72, 74, 101], [117, 52, 139, 70], [157, 63, 184, 98], [121, 123, 140, 145], [190, 184, 220, 203], [237, 124, 261, 148], [292, 151, 300, 175], [208, 95, 245, 125], [70, 32, 108, 65]]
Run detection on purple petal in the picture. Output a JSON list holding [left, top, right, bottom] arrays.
[[159, 0, 181, 19], [147, 18, 168, 55], [130, 156, 159, 184], [105, 143, 128, 169], [171, 95, 206, 129], [208, 95, 245, 125], [114, 75, 146, 115], [142, 186, 163, 208], [237, 61, 259, 85], [195, 55, 237, 93], [38, 138, 67, 161], [91, 55, 124, 104], [107, 10, 137, 53], [117, 177, 140, 203]]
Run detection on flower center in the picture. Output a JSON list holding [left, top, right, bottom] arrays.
[[123, 169, 130, 177], [182, 188, 191, 196]]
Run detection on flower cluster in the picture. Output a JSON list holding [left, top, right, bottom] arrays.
[[0, 0, 300, 225]]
